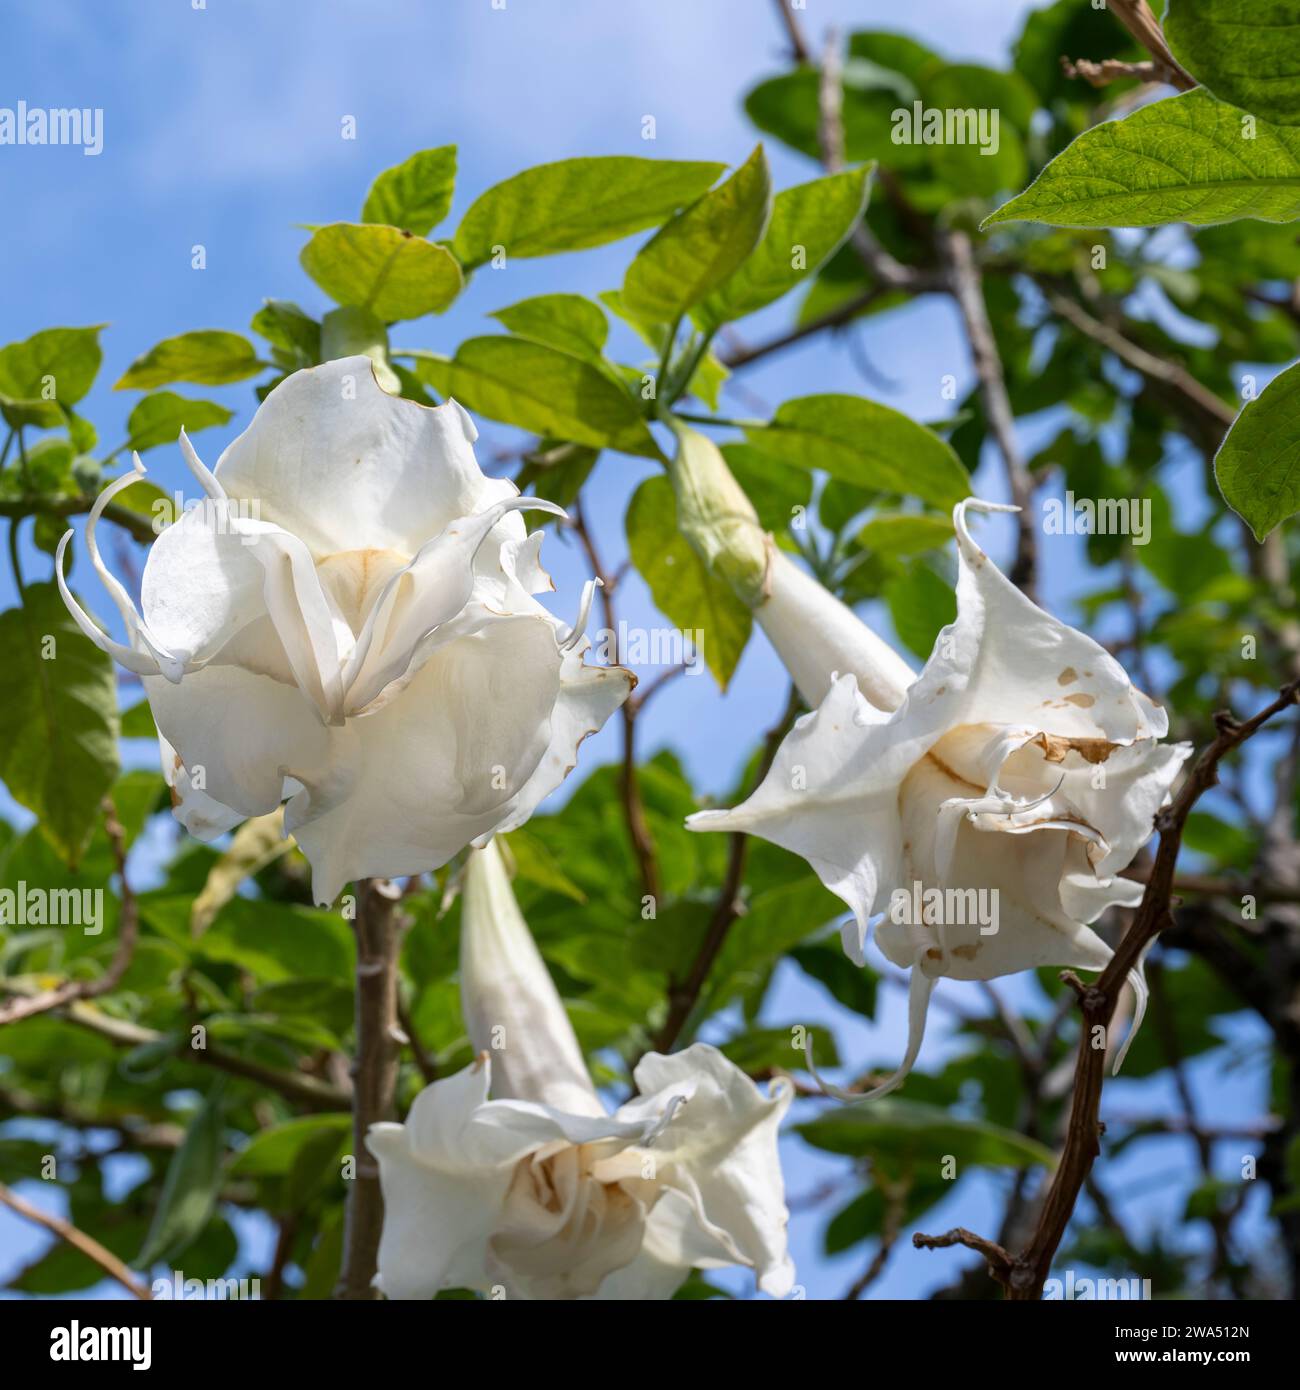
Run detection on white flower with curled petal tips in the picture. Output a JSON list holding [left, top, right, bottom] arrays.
[[366, 837, 795, 1300], [57, 357, 632, 905], [688, 499, 1191, 1099]]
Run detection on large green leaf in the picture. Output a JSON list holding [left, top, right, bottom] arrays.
[[1214, 359, 1300, 540], [300, 223, 463, 321], [885, 561, 956, 661], [622, 146, 771, 324], [125, 391, 233, 452], [986, 90, 1300, 229], [137, 1085, 227, 1266], [1165, 0, 1300, 127], [697, 166, 870, 328], [361, 145, 457, 235], [744, 395, 969, 508], [452, 156, 725, 269], [489, 293, 608, 361], [410, 337, 660, 458], [229, 1114, 351, 1177], [115, 331, 265, 389], [0, 582, 120, 866], [625, 474, 751, 690], [0, 326, 103, 427]]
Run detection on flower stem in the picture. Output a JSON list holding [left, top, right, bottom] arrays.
[[335, 878, 405, 1300]]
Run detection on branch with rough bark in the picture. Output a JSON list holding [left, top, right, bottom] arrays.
[[335, 878, 406, 1299]]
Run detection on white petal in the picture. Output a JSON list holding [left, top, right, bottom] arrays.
[[156, 732, 244, 841], [214, 358, 518, 559], [757, 547, 916, 711], [623, 1043, 795, 1297], [461, 837, 604, 1117]]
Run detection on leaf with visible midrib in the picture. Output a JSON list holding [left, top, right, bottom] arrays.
[[985, 89, 1300, 229], [1166, 0, 1300, 127], [452, 156, 725, 269], [622, 146, 772, 324], [137, 1084, 227, 1266], [300, 224, 463, 321], [0, 582, 119, 867], [1214, 359, 1300, 540], [625, 475, 751, 691]]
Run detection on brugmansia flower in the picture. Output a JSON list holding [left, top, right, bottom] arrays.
[[688, 498, 1190, 1098], [366, 837, 795, 1300], [56, 357, 632, 905]]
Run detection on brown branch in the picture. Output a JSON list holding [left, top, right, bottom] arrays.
[[572, 498, 659, 901], [912, 1228, 1014, 1288], [720, 287, 889, 369], [651, 686, 800, 1054], [843, 1171, 908, 1299], [943, 228, 1038, 598], [0, 1180, 152, 1300], [1013, 682, 1298, 1298], [1106, 0, 1197, 92], [0, 797, 139, 1027], [771, 0, 812, 65], [1061, 56, 1159, 88], [335, 878, 405, 1299]]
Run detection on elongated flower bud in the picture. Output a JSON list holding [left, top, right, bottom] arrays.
[[757, 545, 915, 712], [666, 423, 769, 608], [459, 837, 604, 1117]]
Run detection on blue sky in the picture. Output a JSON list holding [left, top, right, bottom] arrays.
[[0, 0, 1276, 1301]]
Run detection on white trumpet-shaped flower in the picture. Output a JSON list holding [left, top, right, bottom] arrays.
[[688, 499, 1191, 1098], [366, 838, 795, 1300], [57, 358, 632, 904]]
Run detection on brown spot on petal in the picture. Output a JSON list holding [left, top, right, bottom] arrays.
[[1057, 667, 1078, 686], [953, 943, 980, 961], [1065, 692, 1096, 708], [1033, 732, 1116, 765], [925, 948, 943, 962]]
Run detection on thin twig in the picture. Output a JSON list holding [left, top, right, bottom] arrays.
[[943, 228, 1038, 598], [1106, 0, 1197, 92], [0, 1180, 152, 1300], [1061, 56, 1158, 88]]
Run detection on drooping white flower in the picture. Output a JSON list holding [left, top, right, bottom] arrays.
[[688, 499, 1191, 1098], [57, 357, 632, 905], [367, 837, 795, 1300]]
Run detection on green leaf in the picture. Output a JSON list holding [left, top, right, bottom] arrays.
[[137, 1085, 227, 1266], [985, 90, 1300, 229], [1165, 0, 1300, 126], [229, 1114, 351, 1177], [409, 338, 660, 457], [361, 145, 457, 235], [858, 512, 954, 556], [115, 331, 264, 389], [125, 392, 233, 452], [885, 562, 955, 661], [622, 145, 771, 324], [721, 442, 812, 534], [490, 293, 609, 361], [301, 223, 463, 321], [625, 474, 751, 690], [697, 166, 871, 327], [250, 299, 321, 367], [1214, 359, 1300, 540], [745, 394, 969, 508], [0, 326, 103, 427], [452, 156, 725, 269], [0, 582, 120, 867], [798, 1098, 1055, 1169], [791, 942, 877, 1017]]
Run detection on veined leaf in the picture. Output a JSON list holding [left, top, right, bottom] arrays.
[[986, 90, 1300, 229], [361, 145, 457, 235], [622, 145, 772, 323], [126, 392, 233, 452], [115, 331, 264, 390], [489, 293, 608, 361], [452, 156, 724, 269], [1214, 359, 1300, 539], [1166, 0, 1300, 126], [300, 223, 463, 320]]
